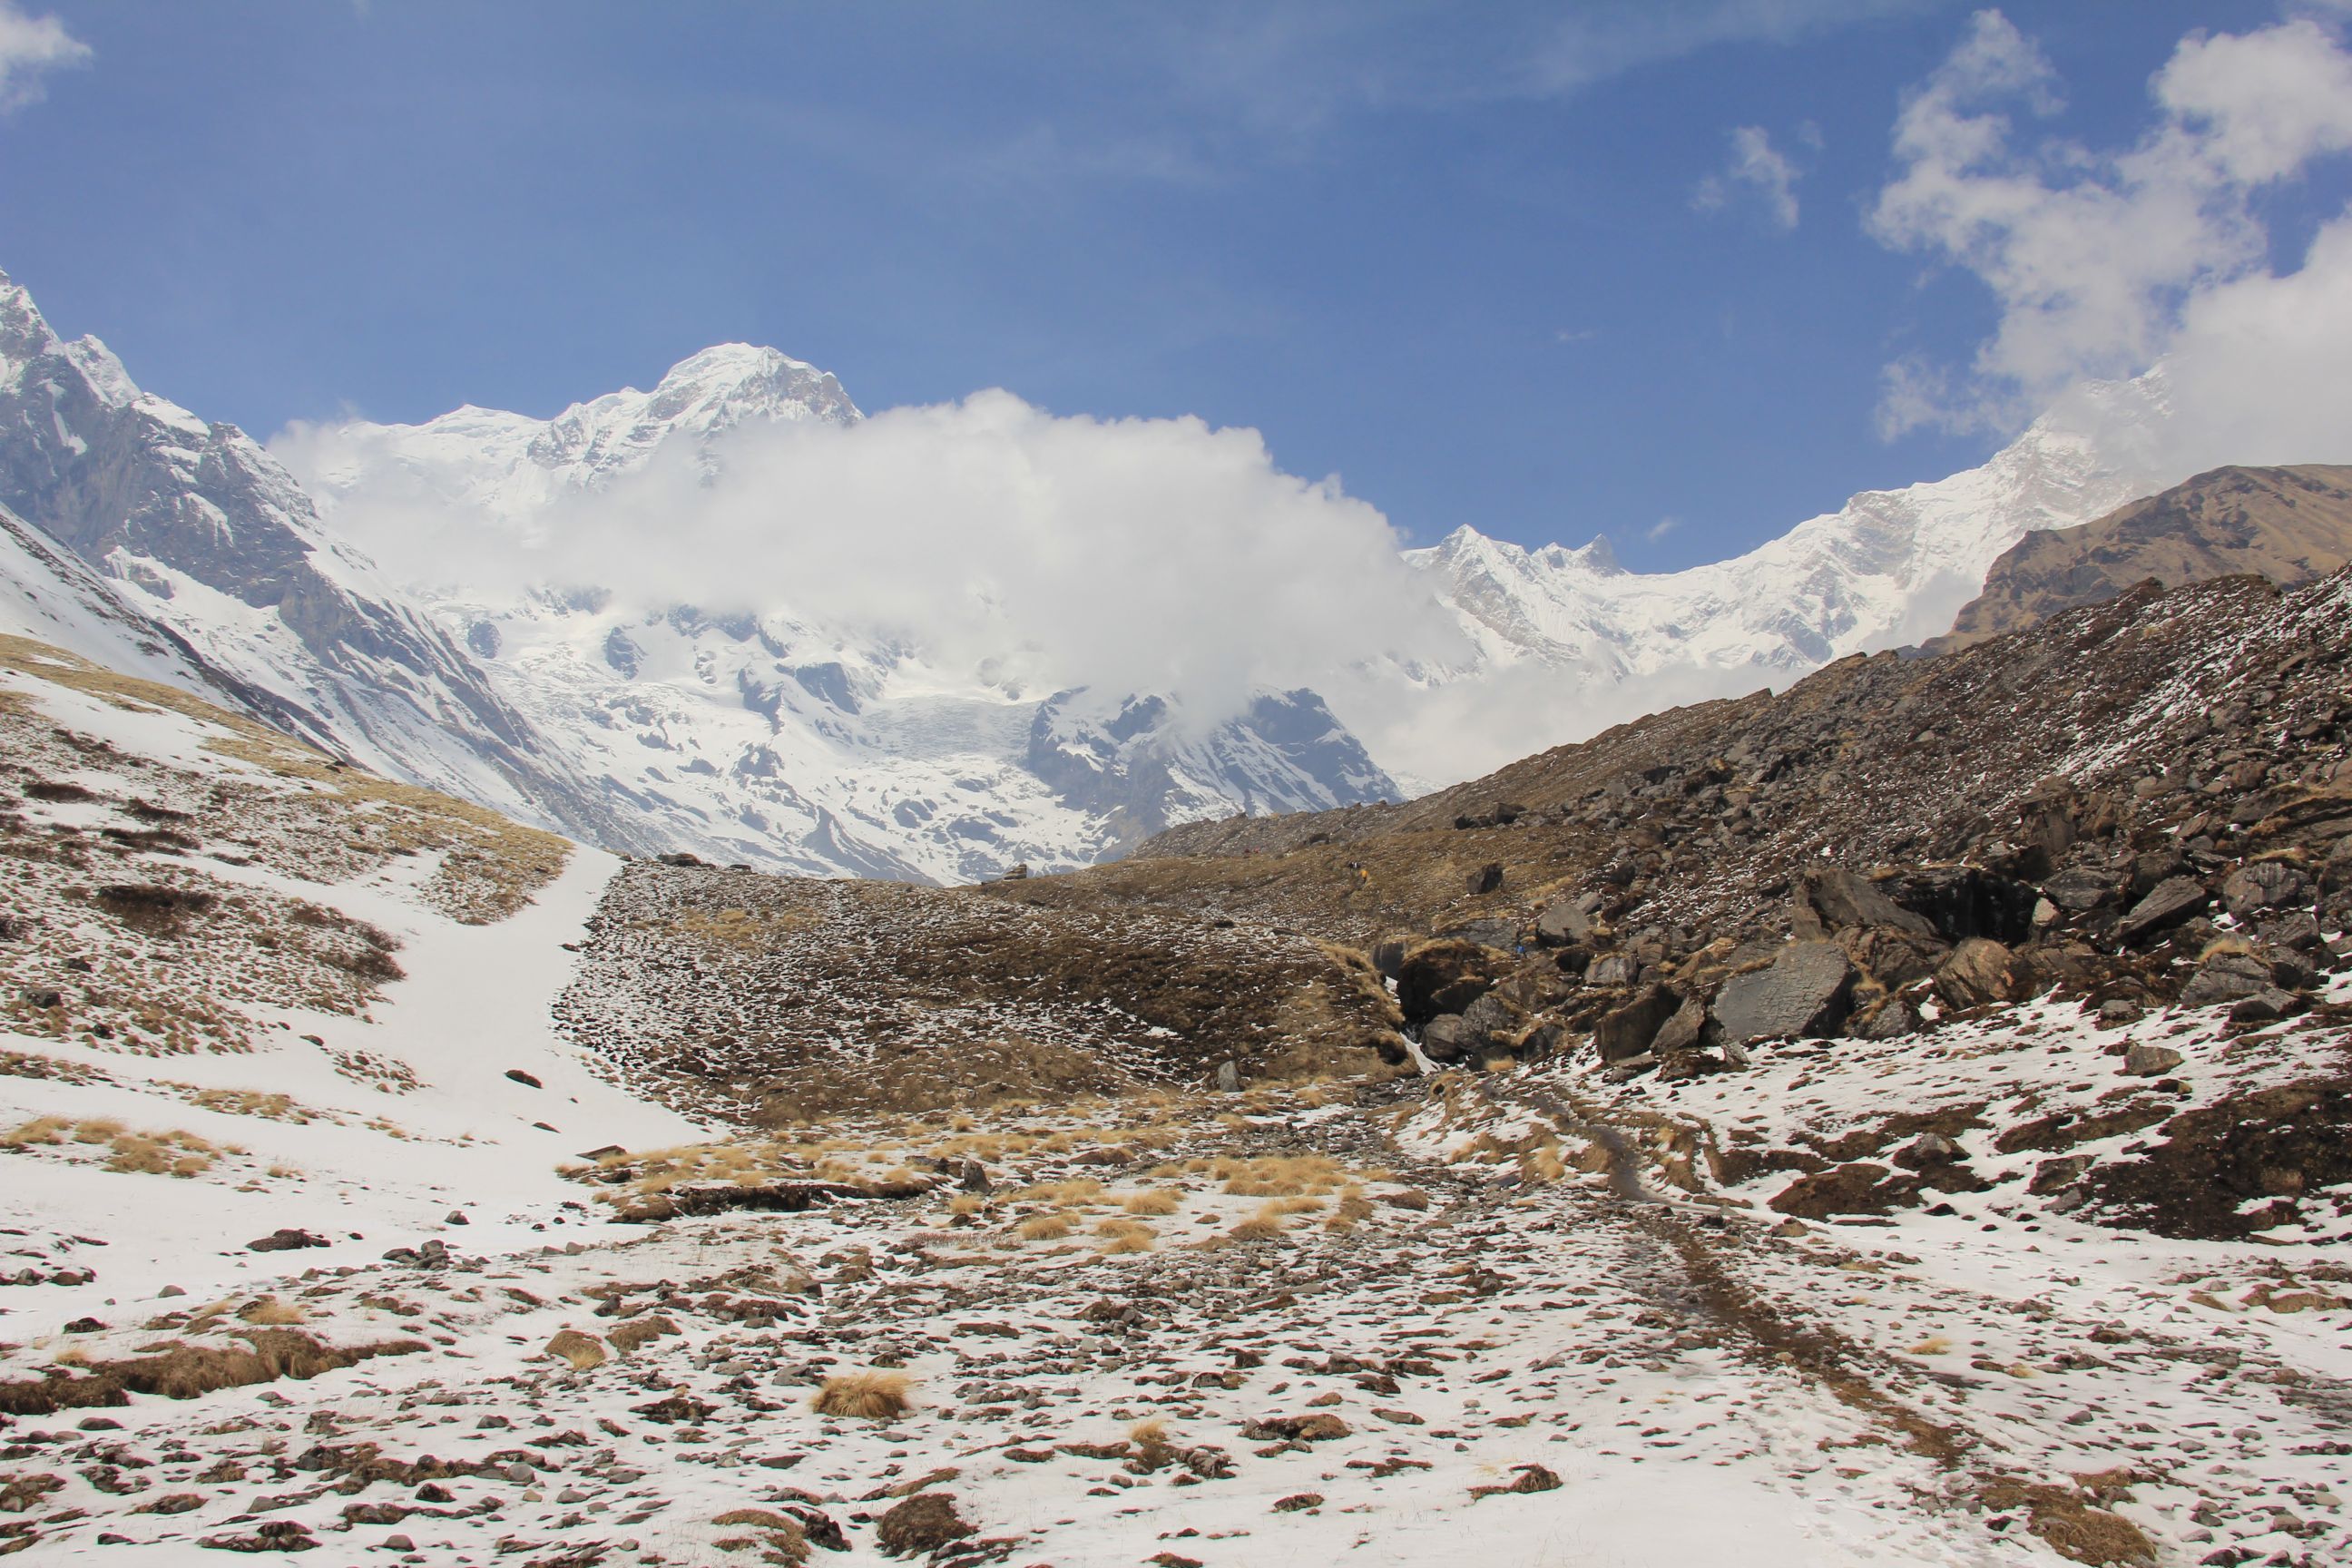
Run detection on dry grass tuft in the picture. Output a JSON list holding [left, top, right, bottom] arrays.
[[3, 1116, 67, 1147], [544, 1328, 608, 1371], [1094, 1217, 1158, 1254], [236, 1297, 305, 1327], [1228, 1207, 1288, 1242], [947, 1192, 991, 1217], [1122, 1188, 1181, 1216], [1015, 1211, 1076, 1242], [811, 1369, 912, 1420], [1907, 1335, 1955, 1356]]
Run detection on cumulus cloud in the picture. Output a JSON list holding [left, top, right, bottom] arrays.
[[281, 391, 1472, 734], [0, 1, 86, 110], [1869, 8, 2352, 439], [1695, 124, 1805, 229]]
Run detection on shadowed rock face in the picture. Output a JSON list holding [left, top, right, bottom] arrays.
[[1935, 463, 2352, 651]]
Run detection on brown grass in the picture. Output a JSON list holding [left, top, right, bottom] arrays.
[[236, 1297, 305, 1327], [607, 1314, 681, 1355], [811, 1369, 912, 1420], [1122, 1188, 1181, 1215], [1094, 1217, 1158, 1254], [0, 1330, 423, 1415], [1015, 1211, 1076, 1241], [3, 1116, 66, 1147], [544, 1328, 608, 1371]]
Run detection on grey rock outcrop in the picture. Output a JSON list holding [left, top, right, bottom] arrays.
[[1712, 943, 1854, 1044]]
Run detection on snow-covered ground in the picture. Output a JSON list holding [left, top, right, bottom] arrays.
[[4, 631, 2347, 1568]]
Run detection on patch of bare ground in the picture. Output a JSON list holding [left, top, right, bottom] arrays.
[[554, 859, 1406, 1122]]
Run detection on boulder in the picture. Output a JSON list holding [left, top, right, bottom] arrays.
[[2042, 865, 2117, 913], [1933, 938, 2018, 1011], [1418, 1015, 1476, 1065], [2228, 989, 2299, 1024], [2177, 949, 2276, 1010], [1801, 867, 1936, 938], [2117, 876, 2209, 944], [248, 1229, 329, 1253], [1850, 995, 1922, 1041], [1370, 936, 1411, 978], [2122, 1044, 2185, 1077], [1394, 941, 1499, 1025], [1460, 990, 1529, 1048], [1648, 995, 1709, 1057], [1534, 900, 1592, 946], [1895, 1132, 1963, 1169], [2222, 861, 2311, 918], [1592, 985, 1681, 1063], [1711, 943, 1854, 1044], [1839, 926, 1945, 990], [1466, 862, 1504, 896], [1584, 953, 1638, 989]]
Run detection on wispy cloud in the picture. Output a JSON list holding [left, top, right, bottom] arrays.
[[1694, 124, 1805, 229], [1868, 7, 2352, 437], [1646, 515, 1681, 542], [0, 1, 87, 112]]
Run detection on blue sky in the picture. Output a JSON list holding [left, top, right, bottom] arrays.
[[0, 1, 2337, 567]]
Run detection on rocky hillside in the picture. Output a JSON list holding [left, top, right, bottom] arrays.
[[990, 566, 2352, 1228], [1936, 463, 2352, 650]]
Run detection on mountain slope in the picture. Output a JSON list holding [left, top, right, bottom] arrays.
[[1935, 461, 2352, 649], [287, 350, 1401, 882], [0, 270, 652, 854]]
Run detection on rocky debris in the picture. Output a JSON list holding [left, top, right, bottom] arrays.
[[505, 1068, 544, 1088], [2122, 1044, 2186, 1077], [1466, 862, 1504, 896]]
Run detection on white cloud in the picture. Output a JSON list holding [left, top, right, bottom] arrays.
[[1646, 515, 1680, 542], [0, 1, 87, 111], [1868, 8, 2352, 437], [1695, 124, 1804, 229], [279, 392, 1471, 731]]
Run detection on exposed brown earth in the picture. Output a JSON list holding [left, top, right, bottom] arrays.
[[1936, 462, 2352, 650]]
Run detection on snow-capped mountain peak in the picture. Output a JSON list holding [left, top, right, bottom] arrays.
[[525, 341, 860, 483]]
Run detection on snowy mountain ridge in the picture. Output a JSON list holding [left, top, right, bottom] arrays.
[[0, 270, 1397, 881], [1394, 373, 2175, 695]]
